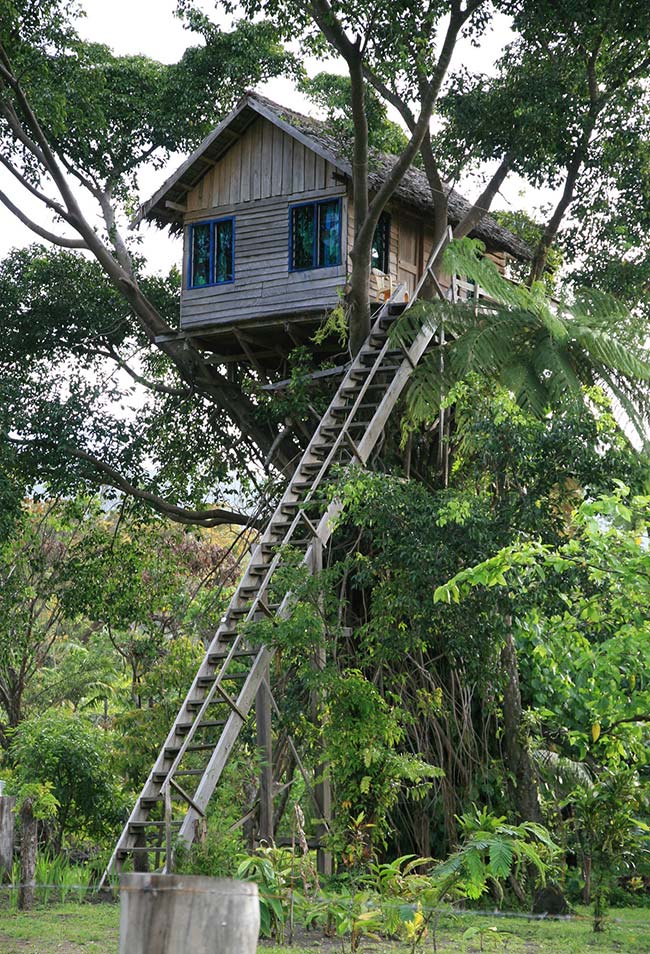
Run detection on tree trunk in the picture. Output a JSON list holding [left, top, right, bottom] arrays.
[[500, 624, 543, 824], [18, 798, 37, 910]]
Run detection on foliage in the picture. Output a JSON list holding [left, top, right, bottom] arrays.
[[433, 487, 650, 768], [300, 72, 409, 156], [393, 239, 650, 440], [323, 672, 442, 858], [8, 709, 125, 852], [236, 845, 296, 939], [567, 770, 649, 932], [0, 497, 240, 756]]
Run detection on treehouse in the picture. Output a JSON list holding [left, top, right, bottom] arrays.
[[136, 92, 530, 371]]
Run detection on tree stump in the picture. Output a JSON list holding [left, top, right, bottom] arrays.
[[119, 874, 259, 954]]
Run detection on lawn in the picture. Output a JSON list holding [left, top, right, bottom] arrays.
[[0, 901, 648, 953]]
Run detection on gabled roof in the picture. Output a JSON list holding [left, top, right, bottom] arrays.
[[136, 92, 531, 261]]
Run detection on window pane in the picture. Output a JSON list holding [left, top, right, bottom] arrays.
[[191, 223, 211, 286], [215, 220, 233, 283], [371, 212, 390, 273], [292, 205, 315, 269], [318, 200, 340, 267]]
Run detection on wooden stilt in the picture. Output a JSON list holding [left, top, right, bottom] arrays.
[[310, 539, 332, 876], [256, 672, 274, 843]]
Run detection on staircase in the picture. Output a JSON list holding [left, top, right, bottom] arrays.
[[101, 229, 453, 884]]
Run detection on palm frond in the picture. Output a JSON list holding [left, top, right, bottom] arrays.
[[533, 748, 593, 790]]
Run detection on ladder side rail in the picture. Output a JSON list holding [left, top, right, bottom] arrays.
[[173, 535, 320, 843], [157, 627, 254, 788], [175, 644, 274, 846], [103, 249, 449, 882], [287, 287, 409, 508], [224, 285, 412, 615]]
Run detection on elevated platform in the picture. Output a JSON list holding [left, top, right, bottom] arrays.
[[156, 308, 350, 374]]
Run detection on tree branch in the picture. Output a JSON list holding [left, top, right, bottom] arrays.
[[96, 345, 193, 398], [0, 188, 88, 248], [0, 152, 68, 218], [10, 437, 258, 529], [453, 153, 514, 240], [600, 714, 650, 737]]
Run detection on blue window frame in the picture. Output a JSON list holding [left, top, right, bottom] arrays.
[[289, 198, 342, 271], [188, 217, 235, 288]]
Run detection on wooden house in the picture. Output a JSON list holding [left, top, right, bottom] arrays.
[[137, 92, 530, 370]]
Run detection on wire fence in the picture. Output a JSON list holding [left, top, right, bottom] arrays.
[[0, 883, 648, 931]]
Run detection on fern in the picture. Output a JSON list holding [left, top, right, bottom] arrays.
[[391, 238, 650, 438]]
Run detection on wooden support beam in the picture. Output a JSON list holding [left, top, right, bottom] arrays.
[[310, 539, 332, 877], [256, 672, 274, 844], [234, 330, 271, 384]]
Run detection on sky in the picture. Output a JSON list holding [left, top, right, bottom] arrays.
[[0, 0, 545, 272]]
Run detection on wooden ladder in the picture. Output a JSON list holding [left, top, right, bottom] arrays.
[[101, 228, 454, 884]]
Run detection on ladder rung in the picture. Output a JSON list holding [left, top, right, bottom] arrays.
[[270, 524, 292, 536], [173, 769, 206, 777], [118, 846, 162, 855], [139, 796, 161, 809], [128, 820, 182, 831], [247, 563, 270, 576], [176, 719, 227, 734], [196, 672, 248, 688], [208, 649, 257, 663]]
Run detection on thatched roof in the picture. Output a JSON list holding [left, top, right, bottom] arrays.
[[137, 91, 531, 261]]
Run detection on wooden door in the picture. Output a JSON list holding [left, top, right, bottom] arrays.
[[397, 213, 423, 296]]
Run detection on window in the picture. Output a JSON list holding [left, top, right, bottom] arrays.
[[371, 211, 391, 273], [289, 198, 341, 271], [188, 217, 234, 288]]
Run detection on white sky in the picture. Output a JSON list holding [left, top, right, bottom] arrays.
[[0, 1, 549, 272]]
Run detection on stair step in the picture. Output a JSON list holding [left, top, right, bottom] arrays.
[[128, 820, 182, 831], [247, 563, 271, 576], [118, 846, 162, 856], [196, 671, 248, 688], [289, 480, 312, 492], [176, 719, 227, 734], [164, 738, 222, 758], [139, 796, 161, 809], [208, 649, 257, 663]]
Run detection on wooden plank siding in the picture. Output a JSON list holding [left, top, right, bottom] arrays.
[[180, 114, 509, 331], [181, 116, 345, 329]]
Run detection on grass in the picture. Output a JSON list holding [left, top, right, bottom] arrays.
[[0, 900, 648, 953], [0, 901, 119, 954]]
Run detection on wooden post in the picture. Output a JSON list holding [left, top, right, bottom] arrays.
[[119, 874, 260, 954], [310, 540, 332, 876], [255, 672, 274, 844], [0, 796, 16, 876], [18, 798, 37, 910]]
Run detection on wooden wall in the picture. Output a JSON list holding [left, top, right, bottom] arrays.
[[181, 116, 346, 329], [180, 113, 511, 330], [186, 116, 340, 211]]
